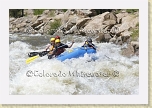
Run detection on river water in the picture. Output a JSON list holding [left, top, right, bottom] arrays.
[[9, 33, 139, 95]]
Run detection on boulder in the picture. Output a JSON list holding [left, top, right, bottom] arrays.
[[104, 12, 117, 22], [54, 14, 64, 20], [102, 20, 116, 26], [76, 18, 91, 29], [121, 44, 134, 57], [131, 41, 139, 55], [121, 35, 130, 44], [82, 12, 109, 36], [104, 33, 112, 42], [96, 32, 105, 43], [118, 15, 139, 33], [109, 37, 116, 43], [115, 36, 123, 45]]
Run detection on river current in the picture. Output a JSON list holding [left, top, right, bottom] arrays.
[[9, 34, 139, 95]]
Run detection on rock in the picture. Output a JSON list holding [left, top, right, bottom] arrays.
[[24, 9, 34, 16], [76, 18, 90, 29], [118, 15, 139, 33], [104, 12, 117, 22], [116, 12, 128, 24], [35, 22, 45, 30], [63, 15, 80, 31], [65, 25, 77, 34], [16, 22, 27, 28], [31, 20, 43, 29], [76, 9, 93, 17], [54, 14, 64, 20], [109, 37, 116, 43], [96, 32, 105, 43], [121, 30, 132, 36], [61, 9, 73, 25], [121, 44, 134, 57], [121, 35, 130, 44], [115, 36, 123, 45], [42, 10, 50, 15], [104, 33, 112, 42], [110, 24, 121, 35], [131, 41, 139, 55], [103, 20, 116, 26], [9, 17, 15, 22], [82, 12, 109, 36]]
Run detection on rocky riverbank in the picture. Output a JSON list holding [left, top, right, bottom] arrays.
[[9, 9, 139, 57]]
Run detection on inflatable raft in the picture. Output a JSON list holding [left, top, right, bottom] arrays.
[[56, 47, 96, 61]]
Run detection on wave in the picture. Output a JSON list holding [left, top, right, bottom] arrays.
[[9, 40, 139, 95]]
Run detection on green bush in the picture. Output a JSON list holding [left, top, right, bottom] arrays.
[[126, 9, 138, 14], [131, 29, 139, 41], [49, 19, 61, 35], [33, 9, 45, 15], [62, 9, 67, 12]]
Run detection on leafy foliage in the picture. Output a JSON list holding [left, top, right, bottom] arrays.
[[33, 9, 45, 15], [49, 19, 61, 35]]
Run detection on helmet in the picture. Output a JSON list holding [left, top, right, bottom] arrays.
[[50, 38, 55, 42], [55, 35, 60, 39], [55, 39, 60, 43], [87, 38, 92, 42]]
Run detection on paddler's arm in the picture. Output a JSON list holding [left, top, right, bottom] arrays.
[[48, 48, 56, 59], [45, 44, 51, 51], [68, 41, 74, 48], [88, 42, 97, 50]]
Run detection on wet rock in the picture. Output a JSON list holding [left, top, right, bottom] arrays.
[[109, 37, 116, 43], [116, 36, 123, 45], [121, 44, 134, 57]]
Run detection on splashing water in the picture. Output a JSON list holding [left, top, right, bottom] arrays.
[[9, 34, 139, 95]]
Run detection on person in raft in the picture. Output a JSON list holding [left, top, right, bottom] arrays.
[[45, 37, 56, 54], [55, 35, 60, 40], [82, 38, 96, 50], [45, 35, 61, 54], [48, 39, 74, 59]]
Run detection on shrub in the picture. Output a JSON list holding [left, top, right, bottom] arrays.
[[131, 29, 139, 41], [49, 19, 61, 35], [33, 9, 45, 15], [126, 9, 138, 14]]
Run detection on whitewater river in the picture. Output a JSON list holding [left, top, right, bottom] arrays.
[[9, 33, 139, 95]]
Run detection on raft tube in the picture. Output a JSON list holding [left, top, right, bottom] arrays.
[[56, 47, 96, 61]]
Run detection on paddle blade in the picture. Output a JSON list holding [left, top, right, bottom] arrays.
[[26, 55, 39, 64], [28, 52, 39, 57]]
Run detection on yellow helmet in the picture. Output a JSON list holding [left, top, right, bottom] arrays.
[[50, 38, 55, 42], [55, 39, 60, 43]]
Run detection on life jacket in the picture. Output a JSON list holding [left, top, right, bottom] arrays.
[[54, 44, 66, 56], [49, 45, 54, 51], [83, 41, 93, 47]]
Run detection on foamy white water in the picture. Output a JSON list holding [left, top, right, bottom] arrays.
[[9, 35, 139, 95]]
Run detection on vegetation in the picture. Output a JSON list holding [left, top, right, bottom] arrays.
[[9, 9, 24, 18], [62, 9, 67, 12], [126, 9, 138, 13], [115, 9, 139, 14], [49, 10, 55, 17], [49, 19, 61, 35], [131, 29, 139, 41], [33, 9, 45, 15]]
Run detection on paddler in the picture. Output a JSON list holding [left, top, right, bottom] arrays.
[[45, 37, 56, 54], [48, 39, 74, 59], [55, 35, 60, 40], [82, 38, 96, 50], [45, 35, 61, 52]]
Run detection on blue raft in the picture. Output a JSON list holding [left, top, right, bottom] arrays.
[[56, 47, 96, 61]]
